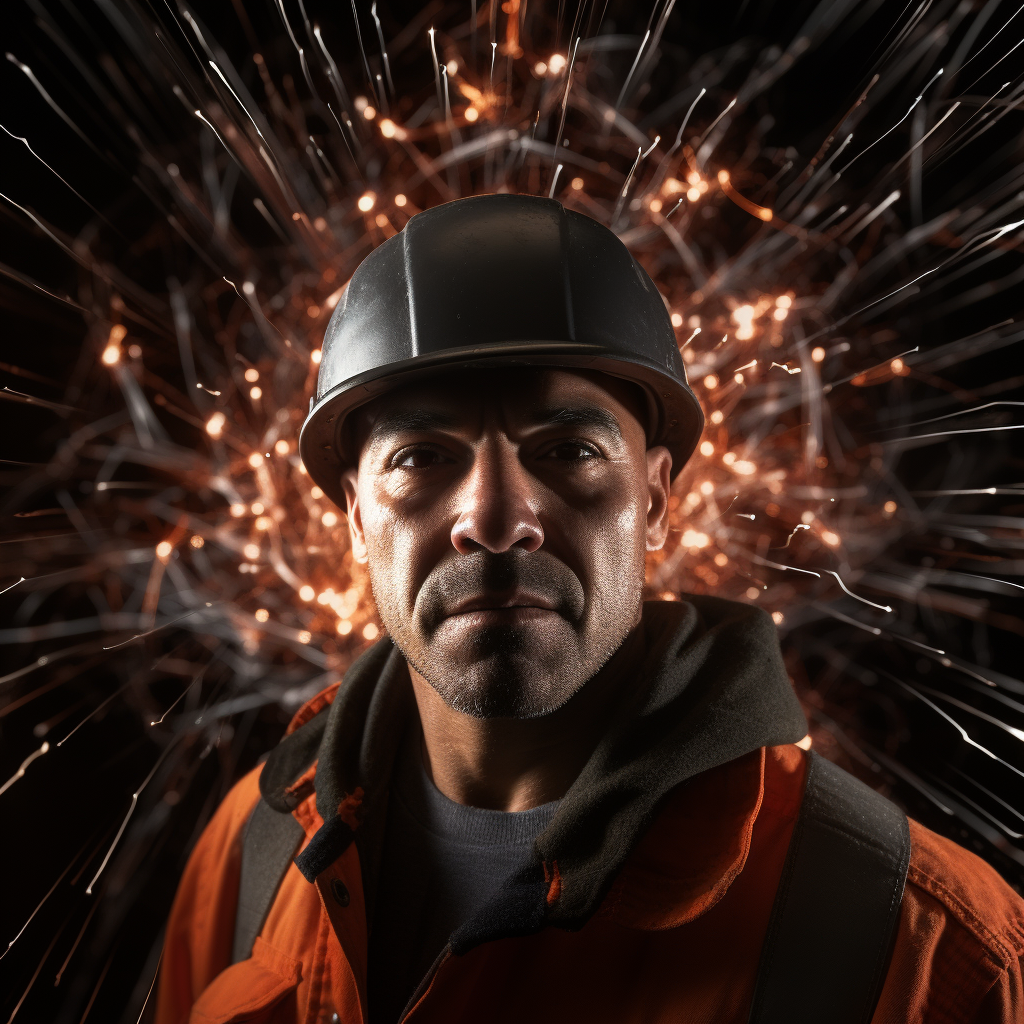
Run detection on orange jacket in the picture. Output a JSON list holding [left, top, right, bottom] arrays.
[[156, 685, 1024, 1024]]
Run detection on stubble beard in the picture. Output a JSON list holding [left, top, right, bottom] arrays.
[[368, 548, 642, 719]]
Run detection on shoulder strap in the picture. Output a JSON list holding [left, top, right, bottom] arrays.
[[748, 751, 910, 1024], [232, 798, 305, 963]]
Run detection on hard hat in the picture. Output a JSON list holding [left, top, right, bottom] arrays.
[[299, 193, 704, 507]]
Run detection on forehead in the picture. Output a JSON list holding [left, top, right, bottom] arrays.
[[353, 367, 647, 435]]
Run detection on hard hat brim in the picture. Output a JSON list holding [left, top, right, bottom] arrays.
[[298, 340, 704, 510]]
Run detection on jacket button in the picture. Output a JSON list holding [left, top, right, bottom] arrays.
[[330, 879, 350, 907]]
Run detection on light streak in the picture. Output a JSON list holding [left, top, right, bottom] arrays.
[[86, 739, 180, 894], [614, 29, 651, 111], [819, 570, 893, 613], [0, 837, 87, 960], [53, 895, 101, 986], [0, 742, 49, 798], [0, 123, 119, 232], [548, 163, 564, 198], [838, 68, 943, 175], [694, 96, 737, 151], [101, 606, 212, 650], [773, 523, 810, 549], [900, 400, 1024, 428], [371, 3, 395, 97], [882, 424, 1024, 445], [898, 682, 1024, 782]]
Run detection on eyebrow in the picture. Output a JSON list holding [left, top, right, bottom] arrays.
[[530, 406, 624, 439], [366, 409, 460, 443], [365, 405, 624, 443]]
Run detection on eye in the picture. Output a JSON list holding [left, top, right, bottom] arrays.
[[544, 441, 601, 462], [392, 446, 450, 469]]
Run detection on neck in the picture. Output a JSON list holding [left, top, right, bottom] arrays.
[[407, 621, 645, 812]]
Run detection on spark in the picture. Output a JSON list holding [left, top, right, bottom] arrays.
[[843, 189, 901, 240], [755, 557, 822, 577], [548, 163, 564, 198], [0, 123, 118, 232], [150, 668, 209, 725], [882, 424, 1024, 446], [614, 28, 651, 111], [0, 576, 25, 597], [0, 833, 86, 960], [0, 742, 49, 799], [370, 3, 395, 97], [963, 32, 1024, 92], [101, 605, 212, 650], [134, 952, 163, 1024], [694, 97, 737, 152], [897, 682, 1024, 782], [551, 35, 581, 164], [773, 523, 810, 549], [896, 636, 946, 656], [208, 62, 269, 146], [819, 570, 893, 613], [915, 685, 1024, 746], [900, 400, 1024, 429], [838, 68, 943, 175], [53, 896, 101, 985], [827, 346, 920, 391], [770, 362, 801, 374], [429, 29, 443, 114], [955, 2, 1024, 77], [4, 923, 67, 1023], [86, 739, 180, 894], [193, 109, 234, 158], [911, 487, 1022, 497], [349, 0, 377, 105], [671, 88, 706, 151], [4, 53, 105, 157], [888, 102, 962, 174]]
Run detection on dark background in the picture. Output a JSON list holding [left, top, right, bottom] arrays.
[[1, 0, 1022, 1020]]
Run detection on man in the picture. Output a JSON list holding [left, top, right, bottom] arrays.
[[156, 194, 1024, 1024]]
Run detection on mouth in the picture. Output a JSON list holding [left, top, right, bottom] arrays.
[[444, 590, 561, 621]]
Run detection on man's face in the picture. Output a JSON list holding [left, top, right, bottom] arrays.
[[342, 368, 672, 719]]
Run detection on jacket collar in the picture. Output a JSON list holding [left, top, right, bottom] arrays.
[[597, 747, 765, 930], [258, 597, 806, 946]]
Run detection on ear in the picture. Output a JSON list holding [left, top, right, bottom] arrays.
[[645, 446, 673, 551], [341, 468, 368, 564]]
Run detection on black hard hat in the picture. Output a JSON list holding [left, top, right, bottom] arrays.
[[299, 193, 704, 506]]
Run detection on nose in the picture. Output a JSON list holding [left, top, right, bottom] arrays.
[[450, 439, 544, 555]]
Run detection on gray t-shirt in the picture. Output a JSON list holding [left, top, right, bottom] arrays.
[[367, 738, 559, 1024]]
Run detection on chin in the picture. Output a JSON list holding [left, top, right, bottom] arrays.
[[438, 666, 571, 720], [423, 630, 584, 719]]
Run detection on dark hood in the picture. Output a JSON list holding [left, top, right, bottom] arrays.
[[260, 596, 806, 948]]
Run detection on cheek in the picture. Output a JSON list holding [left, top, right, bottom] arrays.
[[556, 474, 649, 593], [360, 484, 451, 614]]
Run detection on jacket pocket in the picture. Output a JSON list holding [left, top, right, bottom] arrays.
[[189, 936, 303, 1024]]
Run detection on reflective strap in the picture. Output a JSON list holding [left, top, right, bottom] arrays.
[[232, 799, 305, 964], [748, 752, 911, 1024]]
